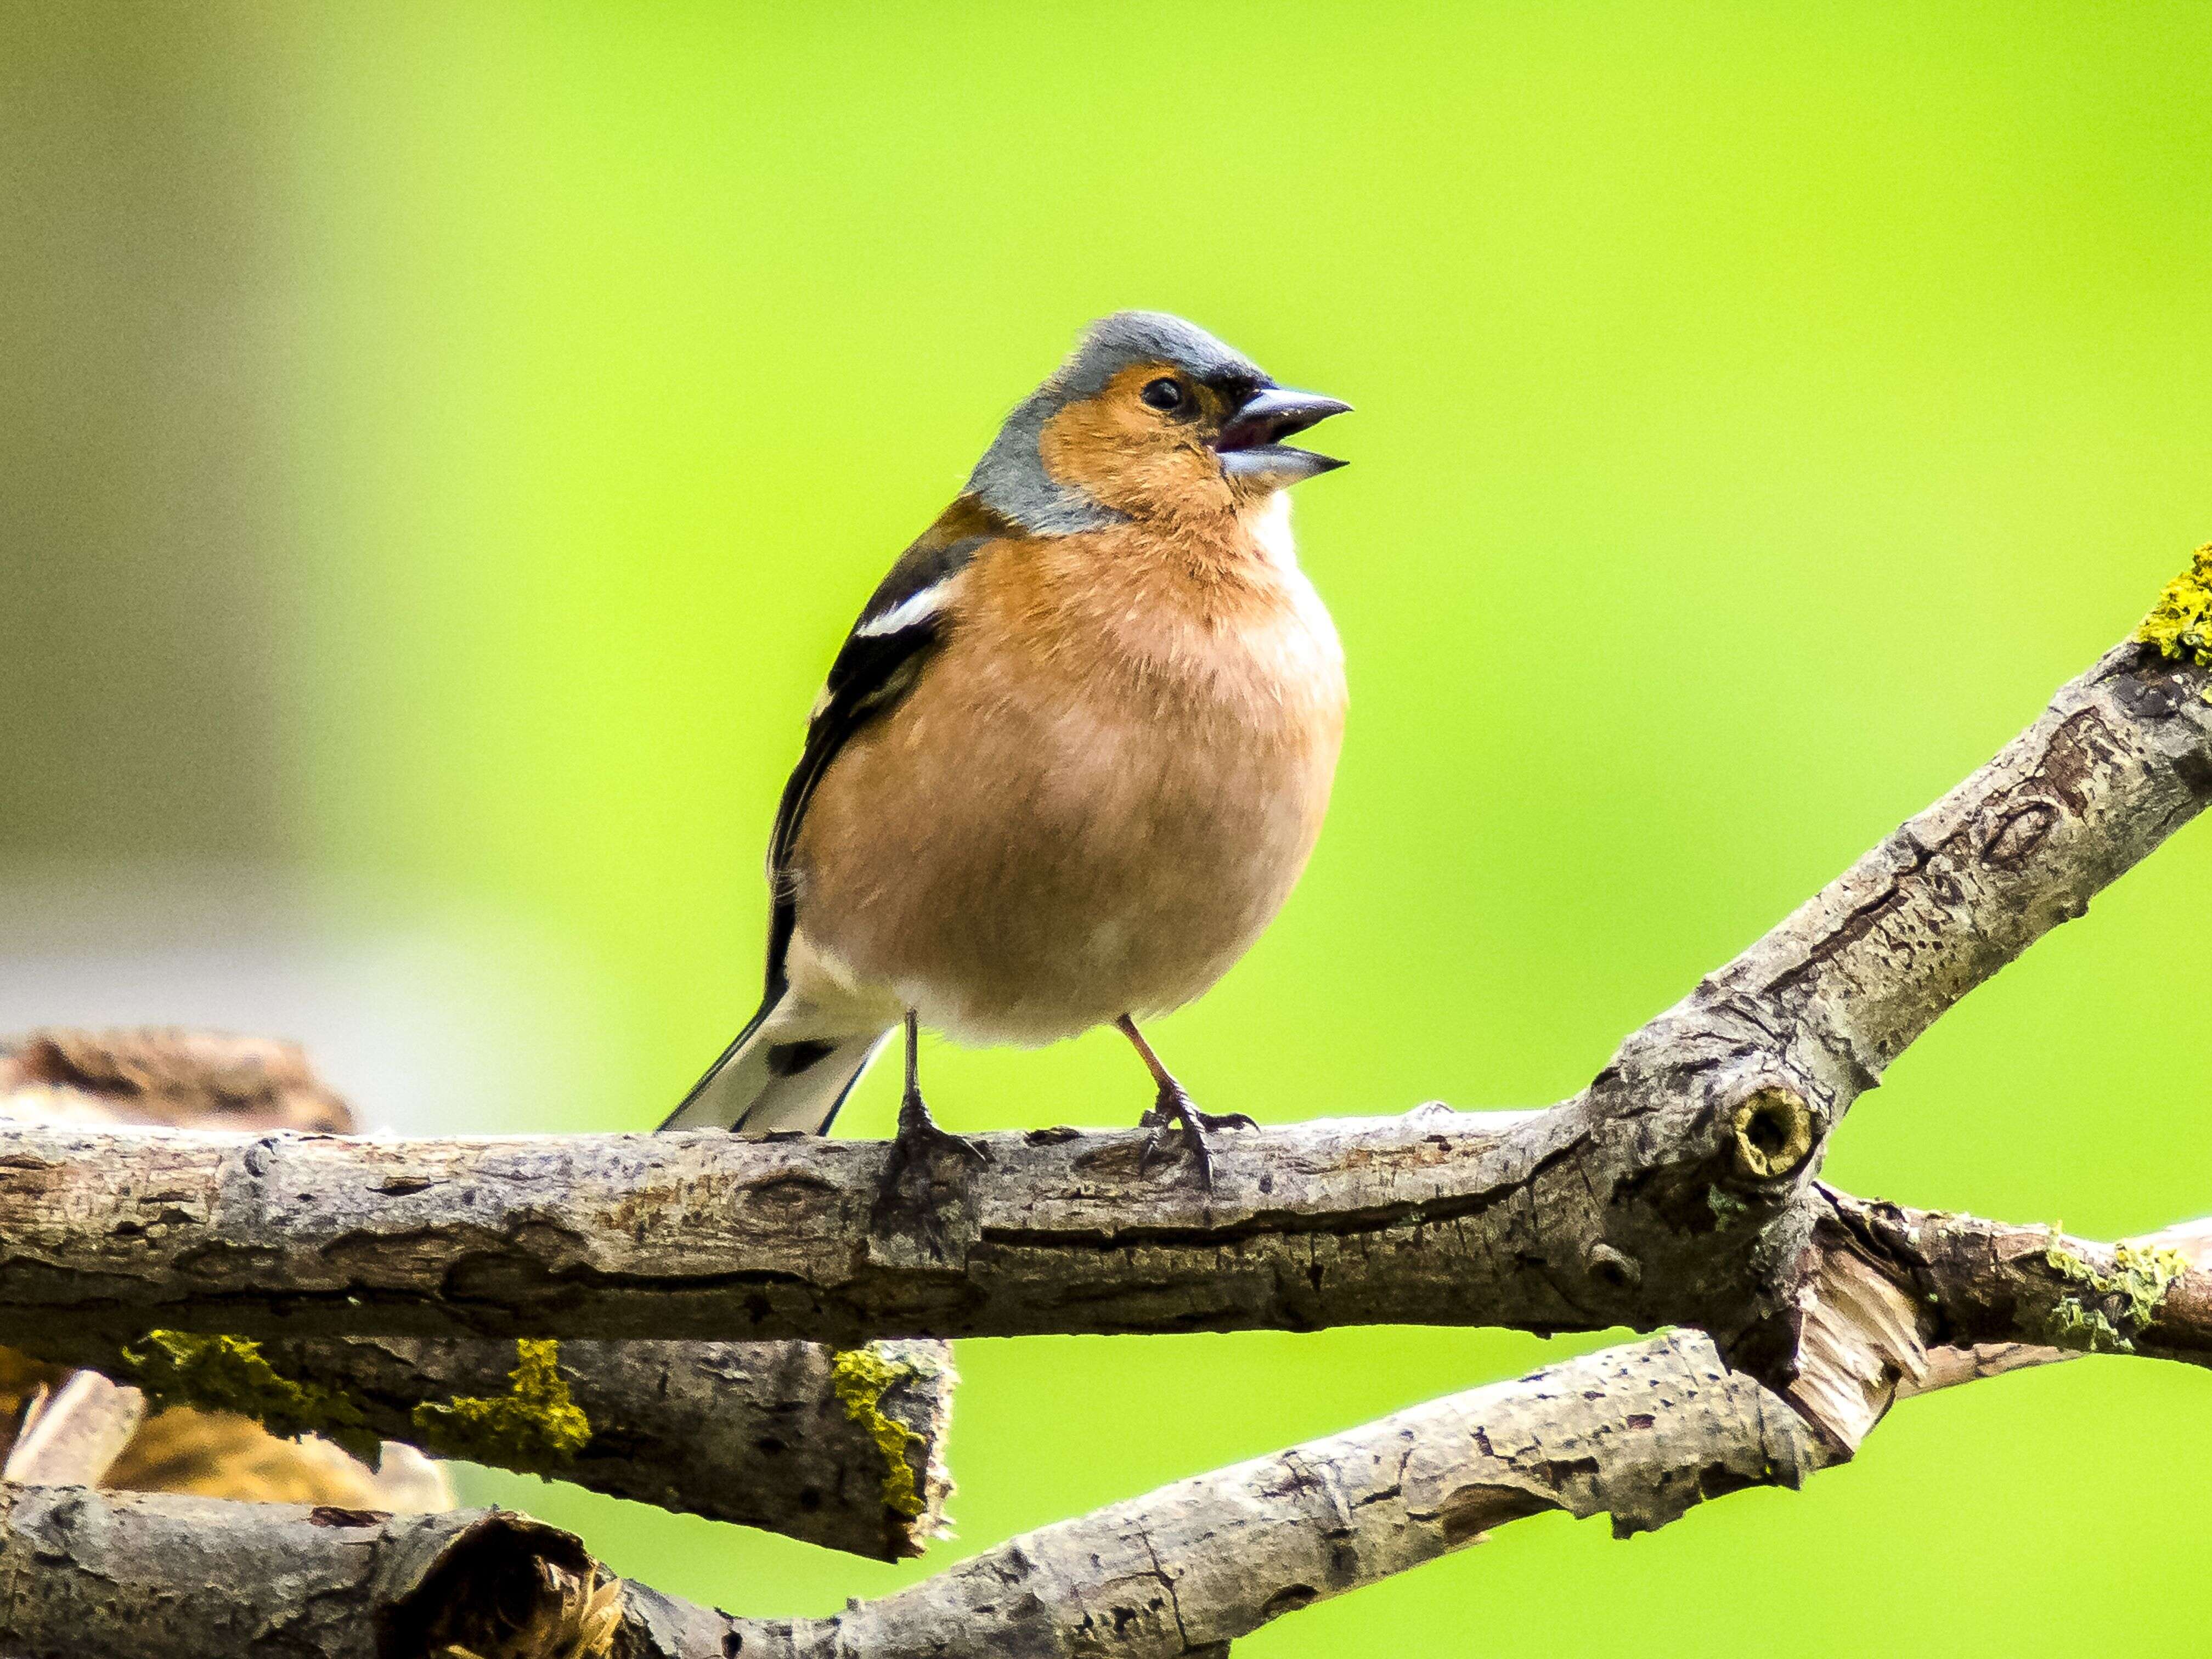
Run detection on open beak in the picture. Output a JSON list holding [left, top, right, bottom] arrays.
[[1214, 386, 1353, 487]]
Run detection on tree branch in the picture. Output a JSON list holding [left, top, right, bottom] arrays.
[[1819, 1194, 2212, 1370], [2, 1252, 956, 1560], [115, 1331, 956, 1559], [2, 639, 2198, 1384], [14, 1206, 2202, 1659], [0, 1035, 955, 1559], [0, 602, 2203, 1652], [0, 1485, 627, 1659], [0, 1108, 1573, 1346]]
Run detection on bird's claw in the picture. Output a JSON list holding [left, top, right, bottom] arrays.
[[1137, 1086, 1253, 1188], [898, 1118, 991, 1170], [871, 1086, 989, 1255]]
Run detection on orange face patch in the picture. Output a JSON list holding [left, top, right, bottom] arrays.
[[1037, 364, 1240, 522]]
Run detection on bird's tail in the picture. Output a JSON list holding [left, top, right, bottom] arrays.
[[659, 992, 893, 1135]]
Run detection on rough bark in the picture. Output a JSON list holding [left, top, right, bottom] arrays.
[[0, 1108, 1572, 1346], [0, 1335, 1829, 1659], [8, 1328, 955, 1561], [0, 616, 2203, 1653], [1817, 1196, 2212, 1370], [4, 1243, 2167, 1659], [0, 1486, 620, 1659], [1784, 1210, 2212, 1454], [290, 1335, 956, 1559], [1, 1032, 955, 1558]]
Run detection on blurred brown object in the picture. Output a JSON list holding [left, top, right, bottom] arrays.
[[0, 1027, 448, 1509], [0, 1026, 352, 1132]]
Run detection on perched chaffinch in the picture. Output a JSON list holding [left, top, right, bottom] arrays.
[[662, 311, 1351, 1183]]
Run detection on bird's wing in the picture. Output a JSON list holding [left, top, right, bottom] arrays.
[[758, 511, 998, 994]]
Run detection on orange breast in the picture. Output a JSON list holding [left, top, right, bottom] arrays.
[[789, 513, 1345, 1045]]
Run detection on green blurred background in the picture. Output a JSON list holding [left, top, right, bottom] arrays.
[[4, 4, 2208, 1651]]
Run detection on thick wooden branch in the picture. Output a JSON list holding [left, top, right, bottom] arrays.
[[14, 1209, 2196, 1659], [0, 1036, 955, 1559], [1572, 635, 2212, 1371], [0, 1109, 1575, 1346], [2, 637, 2198, 1381], [0, 1486, 627, 1659], [284, 1335, 954, 1559], [49, 1330, 953, 1560], [0, 1336, 1829, 1659]]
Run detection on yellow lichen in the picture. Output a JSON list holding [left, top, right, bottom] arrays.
[[830, 1346, 927, 1519], [123, 1330, 377, 1460], [2137, 544, 2212, 701], [2042, 1235, 2191, 1355], [410, 1339, 591, 1474]]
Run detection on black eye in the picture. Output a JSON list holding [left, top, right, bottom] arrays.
[[1140, 376, 1186, 413]]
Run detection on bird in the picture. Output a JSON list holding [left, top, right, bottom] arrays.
[[661, 311, 1350, 1189]]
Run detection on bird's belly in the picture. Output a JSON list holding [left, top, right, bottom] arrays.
[[789, 669, 1341, 1046]]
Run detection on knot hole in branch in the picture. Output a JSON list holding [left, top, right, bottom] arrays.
[[1584, 1242, 1641, 1291], [1730, 1086, 1814, 1182]]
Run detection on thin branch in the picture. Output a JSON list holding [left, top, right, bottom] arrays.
[[1786, 1206, 2212, 1452], [1690, 641, 2212, 1092], [1820, 1195, 2212, 1370]]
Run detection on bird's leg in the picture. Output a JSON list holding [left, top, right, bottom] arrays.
[[1117, 1015, 1255, 1188], [889, 1012, 987, 1165], [872, 1012, 988, 1251]]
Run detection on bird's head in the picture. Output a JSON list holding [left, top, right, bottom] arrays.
[[967, 311, 1351, 533]]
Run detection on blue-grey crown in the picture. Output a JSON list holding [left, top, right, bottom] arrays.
[[1054, 311, 1268, 400], [966, 312, 1270, 534]]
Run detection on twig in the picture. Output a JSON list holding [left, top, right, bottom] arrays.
[[1, 1373, 143, 1486]]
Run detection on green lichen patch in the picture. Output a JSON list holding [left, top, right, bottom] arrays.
[[1706, 1186, 1748, 1227], [831, 1346, 928, 1520], [2041, 1235, 2192, 1355], [123, 1331, 377, 1460], [2137, 544, 2212, 700], [410, 1339, 591, 1475]]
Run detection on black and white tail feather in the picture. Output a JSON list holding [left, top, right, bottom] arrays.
[[659, 994, 892, 1135]]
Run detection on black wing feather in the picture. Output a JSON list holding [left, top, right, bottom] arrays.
[[757, 532, 990, 996]]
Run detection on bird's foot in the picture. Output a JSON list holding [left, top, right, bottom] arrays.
[[1138, 1085, 1255, 1189], [870, 1085, 990, 1255]]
